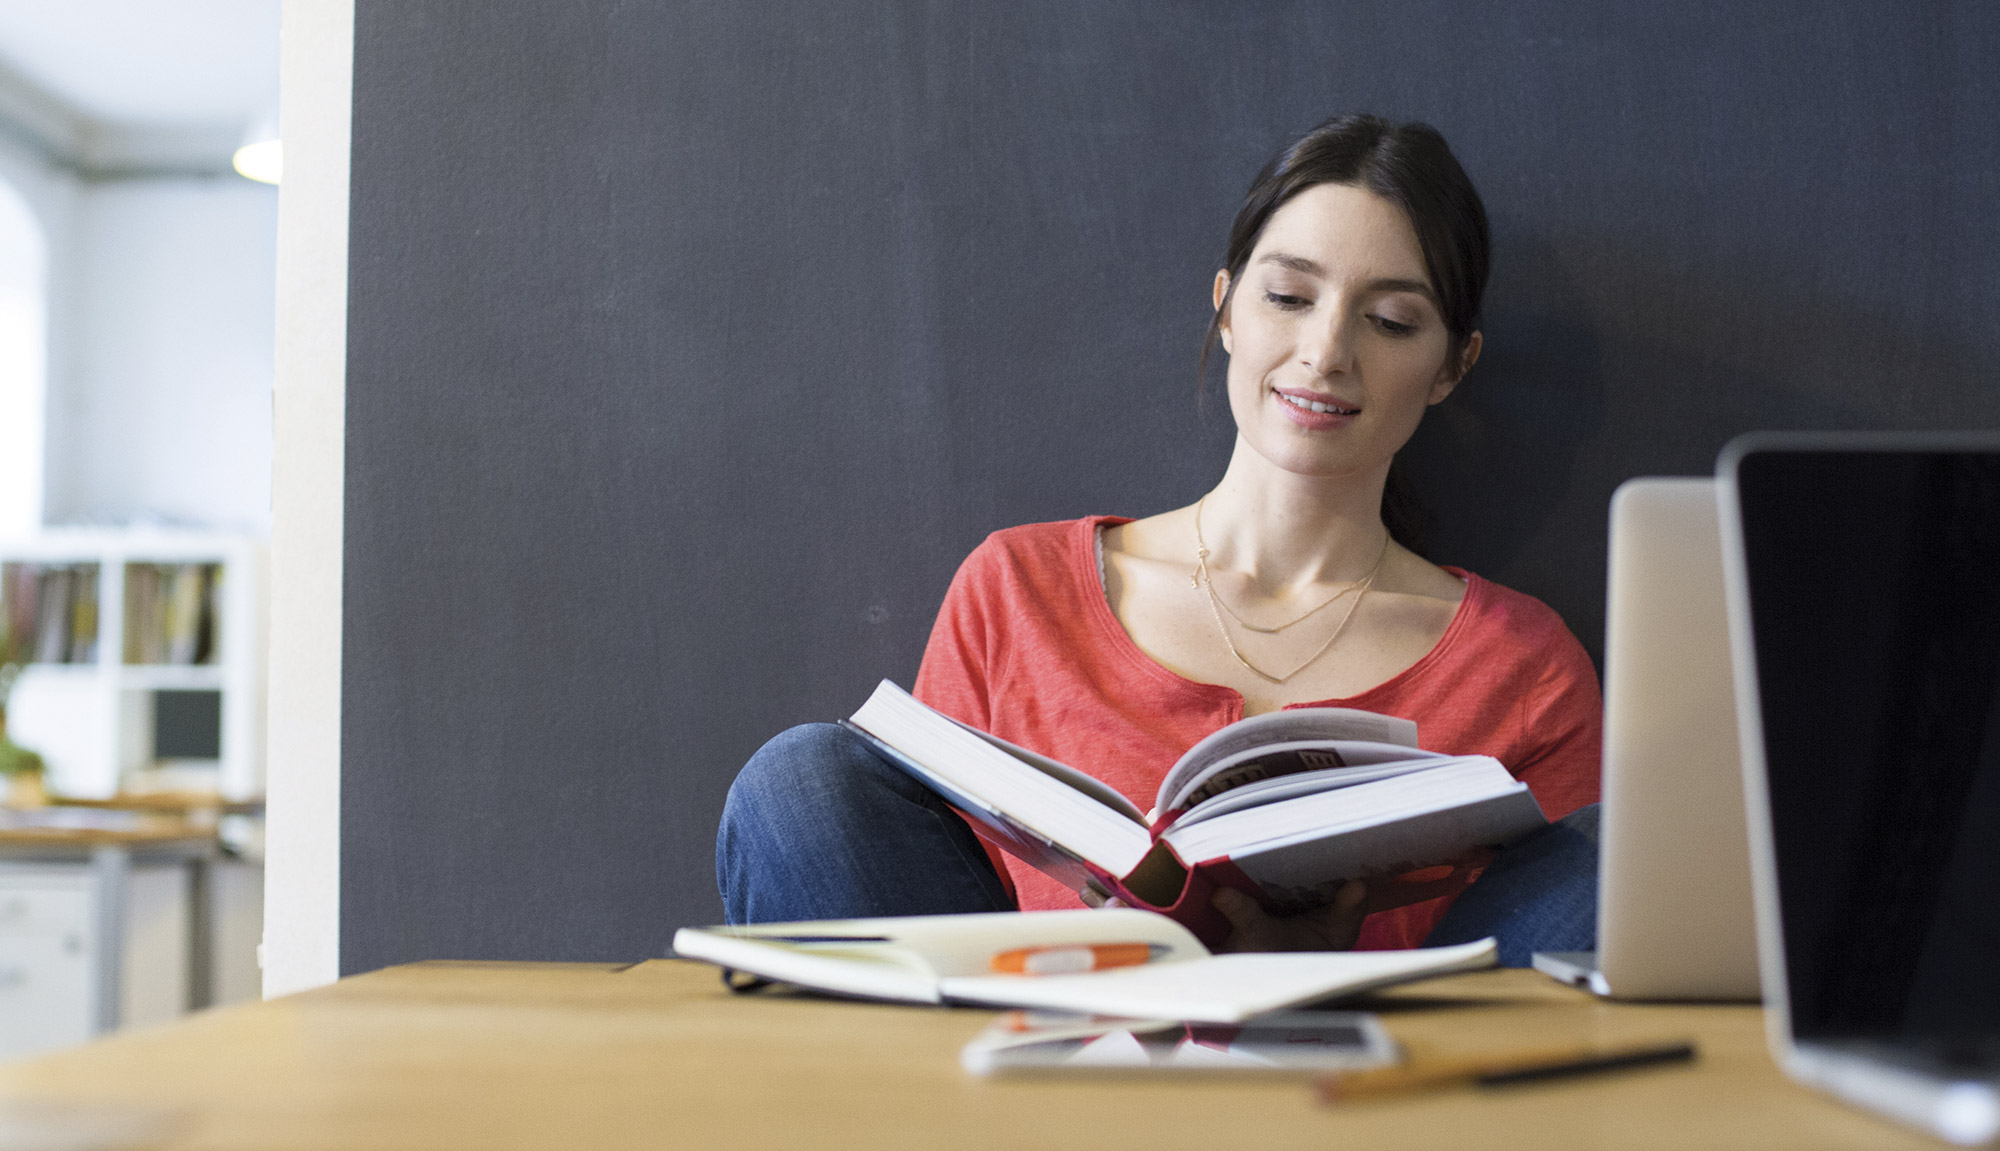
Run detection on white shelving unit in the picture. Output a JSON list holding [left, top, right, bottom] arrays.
[[1, 530, 267, 801]]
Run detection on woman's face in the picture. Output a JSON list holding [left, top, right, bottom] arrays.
[[1216, 182, 1475, 483]]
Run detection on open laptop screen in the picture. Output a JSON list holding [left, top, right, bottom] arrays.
[[1735, 445, 2000, 1054]]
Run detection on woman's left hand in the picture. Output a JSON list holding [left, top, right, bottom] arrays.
[[1209, 880, 1369, 952]]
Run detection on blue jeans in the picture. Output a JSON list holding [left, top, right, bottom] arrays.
[[716, 723, 1597, 966]]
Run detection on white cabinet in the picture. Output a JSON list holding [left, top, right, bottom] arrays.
[[0, 871, 92, 1058], [0, 852, 202, 1062]]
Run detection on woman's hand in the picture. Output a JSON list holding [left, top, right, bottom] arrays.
[[1210, 880, 1369, 952]]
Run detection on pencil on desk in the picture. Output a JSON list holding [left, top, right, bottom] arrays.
[[1319, 1040, 1697, 1101]]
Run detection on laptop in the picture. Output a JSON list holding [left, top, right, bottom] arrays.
[[1532, 477, 1762, 1000], [1718, 432, 2000, 1145]]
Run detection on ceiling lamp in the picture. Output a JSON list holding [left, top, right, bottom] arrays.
[[233, 106, 281, 185]]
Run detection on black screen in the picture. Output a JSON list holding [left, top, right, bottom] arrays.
[[1737, 445, 2000, 1056], [153, 690, 222, 760]]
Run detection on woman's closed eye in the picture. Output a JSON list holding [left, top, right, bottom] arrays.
[[1369, 313, 1418, 336], [1262, 290, 1312, 311]]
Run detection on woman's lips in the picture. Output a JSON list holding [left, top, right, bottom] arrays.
[[1274, 388, 1359, 430]]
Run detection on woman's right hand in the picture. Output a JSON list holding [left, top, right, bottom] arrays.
[[1209, 880, 1370, 952]]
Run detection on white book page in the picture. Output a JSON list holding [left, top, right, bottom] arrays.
[[670, 929, 943, 1004], [1161, 740, 1449, 817], [1154, 708, 1420, 812], [1160, 757, 1524, 861], [673, 910, 1208, 1002], [939, 939, 1497, 1023], [849, 681, 1154, 875], [957, 724, 1146, 824], [1169, 757, 1451, 828], [870, 907, 1207, 973]]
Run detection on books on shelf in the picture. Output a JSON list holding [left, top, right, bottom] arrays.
[[844, 680, 1547, 944], [672, 908, 1497, 1022], [123, 563, 221, 666], [1, 562, 100, 665], [1, 560, 226, 668]]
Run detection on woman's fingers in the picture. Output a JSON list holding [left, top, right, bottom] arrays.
[[1334, 877, 1367, 913], [1211, 881, 1369, 953], [1212, 886, 1260, 927], [1314, 878, 1370, 950], [1211, 886, 1281, 952], [1080, 881, 1129, 909]]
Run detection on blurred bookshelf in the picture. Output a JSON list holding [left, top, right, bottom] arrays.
[[1, 530, 266, 801]]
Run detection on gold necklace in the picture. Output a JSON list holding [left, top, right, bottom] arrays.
[[1189, 497, 1390, 685], [1190, 497, 1370, 633]]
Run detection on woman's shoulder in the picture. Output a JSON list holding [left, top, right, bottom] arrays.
[[1443, 570, 1594, 677], [958, 515, 1131, 581]]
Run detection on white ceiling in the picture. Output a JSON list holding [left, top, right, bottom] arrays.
[[0, 0, 278, 173]]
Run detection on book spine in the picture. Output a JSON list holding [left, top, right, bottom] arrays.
[[1105, 854, 1231, 949], [125, 564, 153, 664], [167, 564, 202, 665], [196, 564, 220, 664], [34, 568, 72, 663], [2, 563, 32, 662], [71, 566, 99, 664]]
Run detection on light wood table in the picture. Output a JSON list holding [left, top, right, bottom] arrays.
[[0, 961, 1943, 1150], [0, 815, 215, 849]]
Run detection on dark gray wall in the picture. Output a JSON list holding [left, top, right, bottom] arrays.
[[342, 1, 2000, 972]]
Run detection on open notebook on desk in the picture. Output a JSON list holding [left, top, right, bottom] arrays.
[[673, 909, 1496, 1023]]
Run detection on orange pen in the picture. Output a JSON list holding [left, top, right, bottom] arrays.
[[989, 943, 1168, 975]]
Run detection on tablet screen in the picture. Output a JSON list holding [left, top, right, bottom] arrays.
[[1735, 445, 2000, 1060]]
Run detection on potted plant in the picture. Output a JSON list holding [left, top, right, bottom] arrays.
[[0, 625, 49, 809]]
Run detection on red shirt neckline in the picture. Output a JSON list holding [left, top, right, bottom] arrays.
[[1070, 515, 1481, 723]]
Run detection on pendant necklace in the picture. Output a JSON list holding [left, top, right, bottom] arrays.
[[1190, 496, 1390, 685]]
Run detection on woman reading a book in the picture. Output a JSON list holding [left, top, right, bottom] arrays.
[[717, 115, 1600, 962]]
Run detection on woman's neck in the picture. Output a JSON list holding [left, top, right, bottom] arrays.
[[1196, 438, 1392, 595]]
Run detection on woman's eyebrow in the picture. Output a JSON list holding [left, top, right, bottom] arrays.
[[1257, 252, 1326, 276], [1364, 277, 1438, 303], [1253, 254, 1437, 304]]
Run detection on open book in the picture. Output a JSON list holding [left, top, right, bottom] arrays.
[[845, 680, 1547, 944], [672, 909, 1497, 1023]]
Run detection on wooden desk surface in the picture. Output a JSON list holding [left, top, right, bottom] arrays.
[[0, 818, 213, 851], [54, 795, 263, 816], [0, 960, 1937, 1151]]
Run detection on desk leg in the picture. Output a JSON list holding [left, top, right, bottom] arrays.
[[91, 846, 129, 1035], [187, 854, 214, 1011]]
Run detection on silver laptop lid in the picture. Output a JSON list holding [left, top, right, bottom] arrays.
[[1595, 478, 1759, 1000], [1719, 434, 2000, 1077]]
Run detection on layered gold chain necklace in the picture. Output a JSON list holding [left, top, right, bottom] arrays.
[[1190, 496, 1389, 685]]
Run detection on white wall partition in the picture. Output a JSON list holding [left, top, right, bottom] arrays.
[[263, 0, 350, 998]]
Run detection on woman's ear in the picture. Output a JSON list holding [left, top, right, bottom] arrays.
[[1429, 330, 1481, 405], [1212, 269, 1233, 354]]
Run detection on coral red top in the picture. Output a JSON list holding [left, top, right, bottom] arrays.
[[912, 516, 1603, 950]]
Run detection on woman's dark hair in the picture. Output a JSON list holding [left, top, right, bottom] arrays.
[[1200, 115, 1491, 554]]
